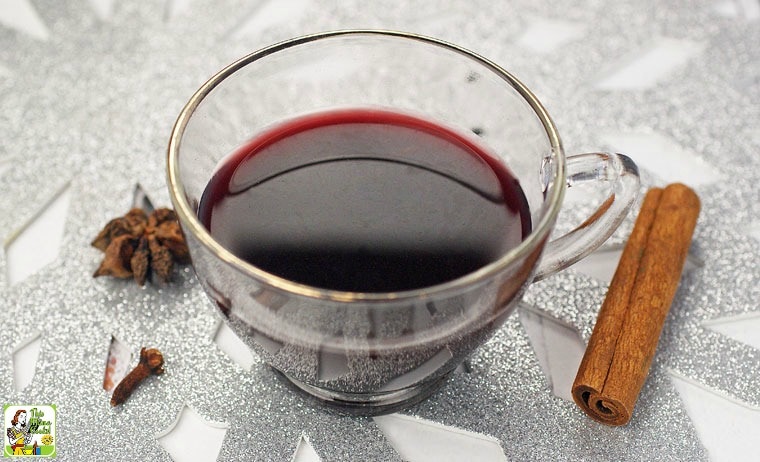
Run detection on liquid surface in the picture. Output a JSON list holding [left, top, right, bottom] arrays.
[[199, 108, 531, 292]]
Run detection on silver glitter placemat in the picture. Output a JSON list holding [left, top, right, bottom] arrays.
[[1, 0, 758, 460]]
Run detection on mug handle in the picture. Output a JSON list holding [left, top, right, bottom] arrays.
[[532, 152, 640, 281]]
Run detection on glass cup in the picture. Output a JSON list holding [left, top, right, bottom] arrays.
[[167, 30, 639, 415]]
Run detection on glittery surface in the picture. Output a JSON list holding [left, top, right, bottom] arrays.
[[1, 0, 758, 460]]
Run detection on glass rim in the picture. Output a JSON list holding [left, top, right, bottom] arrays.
[[166, 29, 566, 302]]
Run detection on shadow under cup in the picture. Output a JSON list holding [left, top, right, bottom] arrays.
[[167, 31, 630, 415]]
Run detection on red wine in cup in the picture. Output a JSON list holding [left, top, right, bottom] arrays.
[[198, 108, 531, 292]]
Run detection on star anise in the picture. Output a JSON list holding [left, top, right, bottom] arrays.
[[92, 207, 190, 285]]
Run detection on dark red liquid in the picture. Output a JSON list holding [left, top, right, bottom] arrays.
[[198, 108, 531, 292]]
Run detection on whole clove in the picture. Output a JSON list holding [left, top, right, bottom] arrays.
[[110, 347, 165, 406]]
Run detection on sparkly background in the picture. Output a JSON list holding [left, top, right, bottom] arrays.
[[1, 0, 758, 460]]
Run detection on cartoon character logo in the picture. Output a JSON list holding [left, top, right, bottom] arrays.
[[6, 410, 32, 455], [3, 404, 56, 458]]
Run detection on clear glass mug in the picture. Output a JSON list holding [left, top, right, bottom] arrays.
[[167, 30, 639, 415]]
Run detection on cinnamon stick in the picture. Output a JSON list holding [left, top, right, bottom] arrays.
[[571, 183, 700, 426]]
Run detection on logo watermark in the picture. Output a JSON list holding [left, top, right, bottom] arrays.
[[3, 405, 56, 458]]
